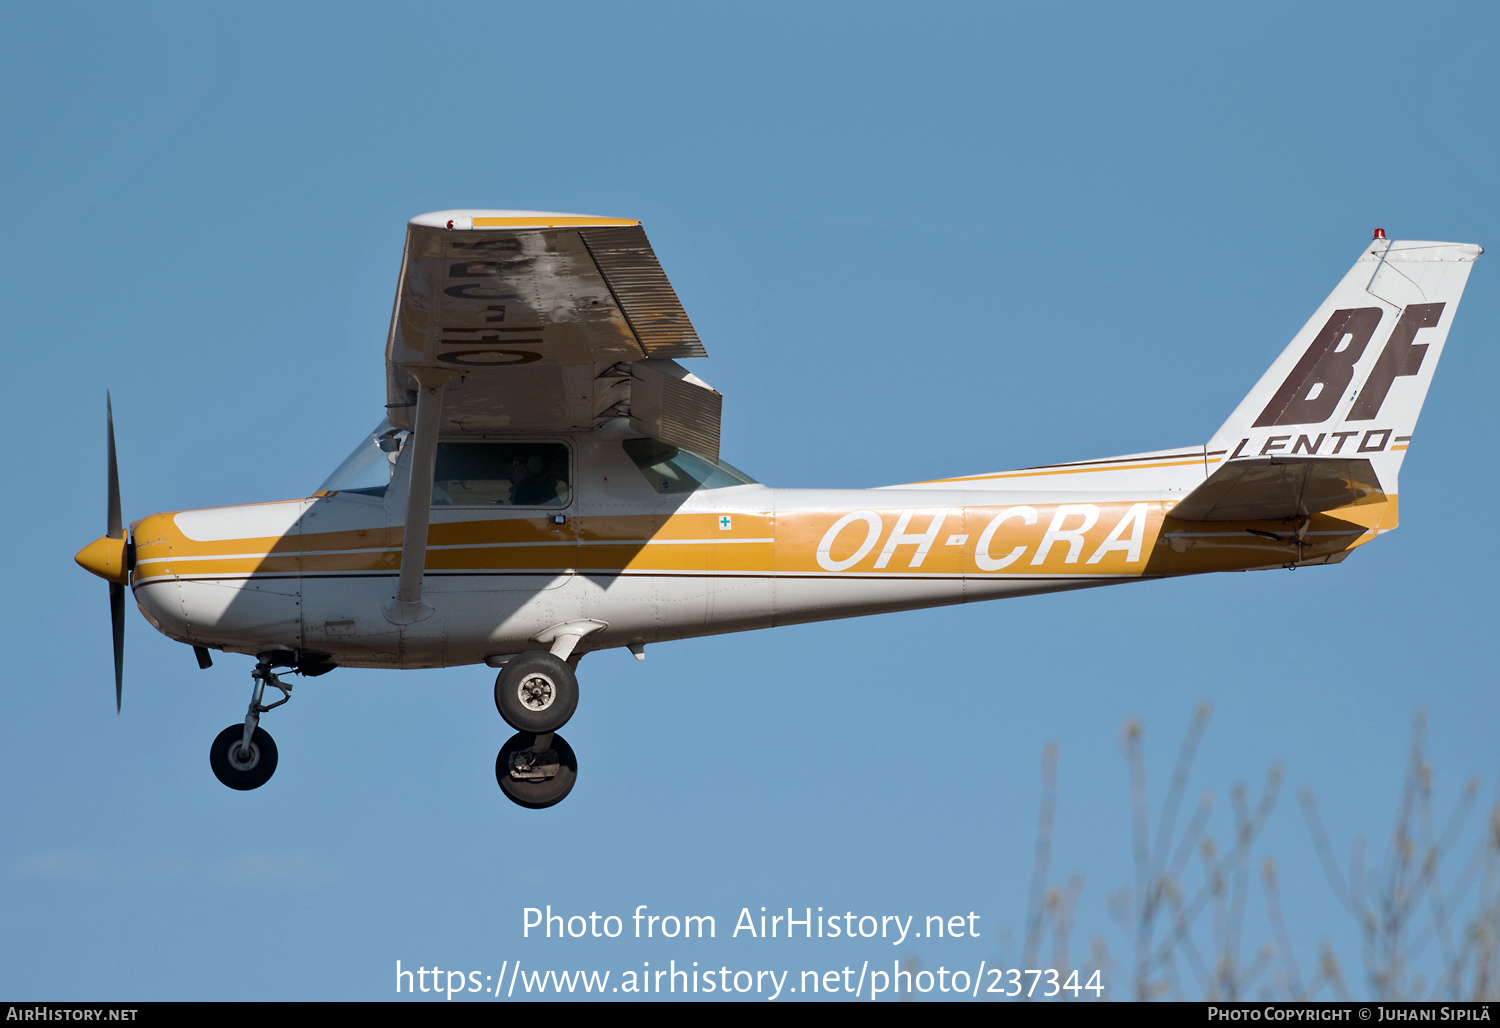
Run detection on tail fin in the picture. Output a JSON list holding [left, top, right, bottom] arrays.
[[1208, 237, 1481, 492]]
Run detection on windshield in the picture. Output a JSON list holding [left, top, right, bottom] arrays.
[[318, 421, 408, 497], [621, 438, 758, 494]]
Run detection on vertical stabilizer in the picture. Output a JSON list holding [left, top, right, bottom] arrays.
[[1208, 237, 1481, 494]]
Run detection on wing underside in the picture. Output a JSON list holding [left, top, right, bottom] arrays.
[[383, 210, 718, 454]]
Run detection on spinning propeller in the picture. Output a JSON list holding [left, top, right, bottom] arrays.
[[73, 395, 132, 711]]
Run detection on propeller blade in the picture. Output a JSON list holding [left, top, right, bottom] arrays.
[[106, 392, 122, 540], [110, 582, 125, 713], [107, 393, 125, 712]]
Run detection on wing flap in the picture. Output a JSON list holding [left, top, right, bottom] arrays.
[[628, 359, 722, 459]]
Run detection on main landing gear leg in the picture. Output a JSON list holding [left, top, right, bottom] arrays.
[[209, 661, 289, 791]]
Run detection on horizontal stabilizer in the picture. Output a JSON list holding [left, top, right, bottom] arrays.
[[1170, 457, 1383, 522]]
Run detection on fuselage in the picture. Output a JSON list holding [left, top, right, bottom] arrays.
[[126, 422, 1395, 670]]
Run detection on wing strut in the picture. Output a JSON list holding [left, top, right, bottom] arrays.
[[383, 368, 455, 625]]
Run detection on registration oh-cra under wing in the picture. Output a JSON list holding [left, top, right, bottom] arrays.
[[73, 213, 1482, 807]]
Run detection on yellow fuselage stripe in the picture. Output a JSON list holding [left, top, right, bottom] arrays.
[[919, 458, 1204, 485], [470, 217, 640, 228]]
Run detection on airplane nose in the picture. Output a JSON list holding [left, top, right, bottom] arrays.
[[75, 535, 130, 584]]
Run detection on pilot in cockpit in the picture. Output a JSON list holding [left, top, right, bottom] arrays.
[[508, 453, 555, 506]]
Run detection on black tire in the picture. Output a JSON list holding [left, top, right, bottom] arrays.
[[209, 724, 279, 791], [494, 651, 579, 733], [496, 731, 577, 809]]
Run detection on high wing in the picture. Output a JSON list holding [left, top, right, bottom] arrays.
[[384, 209, 720, 457]]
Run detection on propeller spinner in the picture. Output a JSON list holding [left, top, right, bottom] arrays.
[[73, 394, 132, 711]]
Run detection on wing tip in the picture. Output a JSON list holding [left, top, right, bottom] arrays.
[[410, 210, 639, 230]]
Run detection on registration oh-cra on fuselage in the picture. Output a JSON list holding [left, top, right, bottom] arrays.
[[73, 211, 1481, 807]]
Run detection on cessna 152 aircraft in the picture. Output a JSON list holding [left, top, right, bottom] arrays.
[[74, 212, 1481, 807]]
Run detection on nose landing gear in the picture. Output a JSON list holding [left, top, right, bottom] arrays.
[[209, 660, 291, 791]]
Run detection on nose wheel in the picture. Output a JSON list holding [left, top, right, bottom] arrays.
[[209, 660, 291, 791], [210, 724, 279, 790], [496, 731, 577, 809]]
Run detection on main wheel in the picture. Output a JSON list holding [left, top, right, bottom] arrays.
[[494, 651, 578, 733], [209, 724, 278, 791], [496, 731, 577, 809]]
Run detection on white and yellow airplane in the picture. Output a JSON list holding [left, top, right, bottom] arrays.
[[74, 212, 1481, 807]]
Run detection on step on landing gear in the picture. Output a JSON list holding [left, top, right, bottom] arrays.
[[209, 660, 291, 791]]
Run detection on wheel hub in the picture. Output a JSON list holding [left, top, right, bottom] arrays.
[[228, 741, 260, 771], [517, 673, 556, 712]]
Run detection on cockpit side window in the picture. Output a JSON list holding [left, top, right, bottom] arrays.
[[318, 421, 407, 497], [432, 442, 571, 507], [621, 438, 758, 494]]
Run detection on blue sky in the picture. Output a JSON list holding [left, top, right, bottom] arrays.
[[4, 1, 1498, 1001]]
